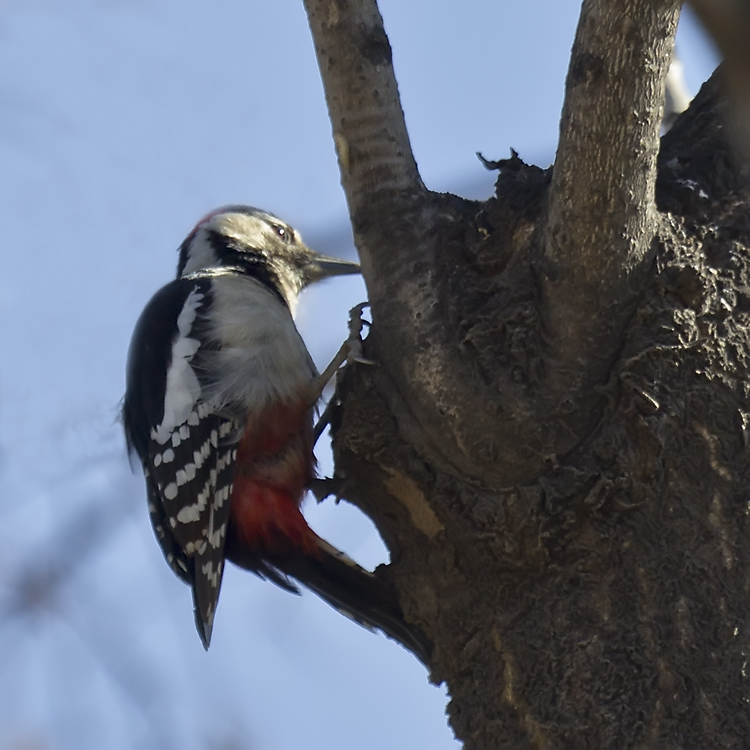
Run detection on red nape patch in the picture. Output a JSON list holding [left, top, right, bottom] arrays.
[[231, 481, 321, 558]]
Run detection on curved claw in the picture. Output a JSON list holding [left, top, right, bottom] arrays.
[[346, 302, 376, 366]]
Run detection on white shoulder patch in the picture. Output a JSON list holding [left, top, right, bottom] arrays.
[[151, 287, 205, 445]]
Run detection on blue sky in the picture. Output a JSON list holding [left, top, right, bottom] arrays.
[[0, 2, 718, 749]]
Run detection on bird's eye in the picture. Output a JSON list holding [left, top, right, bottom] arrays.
[[271, 224, 291, 242]]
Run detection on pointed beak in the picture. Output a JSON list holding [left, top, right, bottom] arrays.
[[304, 252, 361, 284]]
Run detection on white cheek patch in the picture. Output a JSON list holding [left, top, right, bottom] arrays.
[[151, 288, 205, 445]]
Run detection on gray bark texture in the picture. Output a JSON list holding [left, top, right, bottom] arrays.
[[304, 0, 750, 747]]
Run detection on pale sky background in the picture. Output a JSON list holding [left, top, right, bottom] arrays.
[[0, 3, 719, 749]]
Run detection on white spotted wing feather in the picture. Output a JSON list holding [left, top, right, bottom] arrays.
[[147, 405, 239, 647], [124, 269, 316, 648]]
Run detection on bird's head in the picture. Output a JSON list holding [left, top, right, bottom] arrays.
[[176, 205, 360, 309]]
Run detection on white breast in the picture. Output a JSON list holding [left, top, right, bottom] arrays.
[[206, 274, 317, 411]]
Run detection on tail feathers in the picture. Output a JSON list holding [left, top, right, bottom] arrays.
[[226, 536, 431, 664], [225, 540, 301, 595], [270, 540, 432, 665]]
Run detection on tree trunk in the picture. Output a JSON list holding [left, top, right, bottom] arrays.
[[304, 1, 750, 746]]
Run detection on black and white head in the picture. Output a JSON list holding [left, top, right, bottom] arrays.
[[177, 205, 360, 311]]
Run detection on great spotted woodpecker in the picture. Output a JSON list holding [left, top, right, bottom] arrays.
[[122, 206, 430, 662]]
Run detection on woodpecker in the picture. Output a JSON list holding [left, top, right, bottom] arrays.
[[122, 206, 430, 662]]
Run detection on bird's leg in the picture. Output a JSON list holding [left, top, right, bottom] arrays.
[[311, 302, 372, 397], [311, 303, 373, 444], [312, 399, 335, 446]]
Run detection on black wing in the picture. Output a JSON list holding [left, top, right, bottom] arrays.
[[123, 277, 237, 648]]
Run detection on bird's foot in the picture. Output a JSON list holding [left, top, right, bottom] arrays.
[[344, 302, 375, 366], [311, 302, 374, 443]]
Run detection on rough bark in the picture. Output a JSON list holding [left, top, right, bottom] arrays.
[[305, 1, 750, 747], [540, 0, 680, 451]]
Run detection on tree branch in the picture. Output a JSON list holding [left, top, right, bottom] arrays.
[[304, 0, 538, 486], [303, 0, 424, 222], [539, 0, 681, 438]]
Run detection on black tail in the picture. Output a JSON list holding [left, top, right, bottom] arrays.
[[227, 537, 432, 666]]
